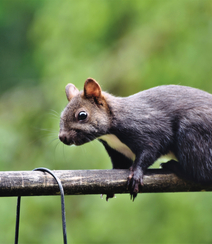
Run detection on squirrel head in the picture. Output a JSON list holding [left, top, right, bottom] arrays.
[[59, 78, 111, 146]]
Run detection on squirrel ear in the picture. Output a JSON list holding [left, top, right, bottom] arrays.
[[84, 78, 101, 98], [65, 83, 79, 101]]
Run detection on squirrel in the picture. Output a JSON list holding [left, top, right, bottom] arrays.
[[59, 78, 212, 200]]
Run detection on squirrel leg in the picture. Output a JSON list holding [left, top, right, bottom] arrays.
[[127, 151, 156, 200]]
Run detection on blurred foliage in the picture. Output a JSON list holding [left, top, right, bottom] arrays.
[[0, 0, 212, 243]]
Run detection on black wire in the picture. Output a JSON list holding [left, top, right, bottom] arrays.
[[14, 167, 68, 244], [14, 196, 21, 244]]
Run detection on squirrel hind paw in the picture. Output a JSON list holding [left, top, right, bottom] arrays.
[[101, 193, 115, 201]]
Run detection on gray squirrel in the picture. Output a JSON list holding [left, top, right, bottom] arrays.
[[59, 78, 212, 200]]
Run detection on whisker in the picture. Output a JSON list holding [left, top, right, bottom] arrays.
[[53, 140, 61, 161], [49, 109, 60, 117], [50, 137, 60, 145], [48, 110, 61, 121], [62, 143, 72, 166]]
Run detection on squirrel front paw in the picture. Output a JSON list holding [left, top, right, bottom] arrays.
[[127, 166, 144, 201]]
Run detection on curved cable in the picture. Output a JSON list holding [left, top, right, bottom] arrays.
[[14, 167, 67, 244]]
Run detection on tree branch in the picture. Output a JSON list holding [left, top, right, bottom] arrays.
[[0, 169, 211, 197]]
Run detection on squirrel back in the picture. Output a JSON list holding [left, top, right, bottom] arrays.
[[59, 78, 212, 199]]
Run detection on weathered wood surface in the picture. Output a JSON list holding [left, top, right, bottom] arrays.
[[0, 169, 212, 197]]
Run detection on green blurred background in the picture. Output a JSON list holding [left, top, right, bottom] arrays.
[[1, 0, 212, 243]]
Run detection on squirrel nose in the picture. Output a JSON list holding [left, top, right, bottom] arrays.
[[59, 132, 71, 145]]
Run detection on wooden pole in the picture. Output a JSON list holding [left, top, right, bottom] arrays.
[[0, 169, 211, 197]]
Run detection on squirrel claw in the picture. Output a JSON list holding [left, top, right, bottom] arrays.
[[130, 192, 138, 201], [127, 169, 134, 188]]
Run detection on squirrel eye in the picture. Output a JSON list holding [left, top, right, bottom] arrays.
[[78, 111, 87, 121]]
